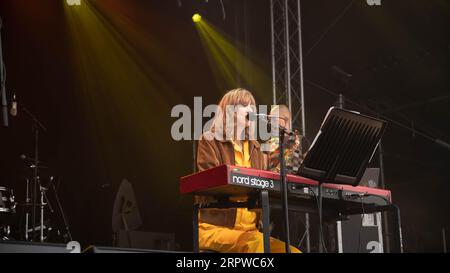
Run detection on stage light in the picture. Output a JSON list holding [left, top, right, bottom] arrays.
[[192, 13, 202, 23], [66, 0, 81, 6]]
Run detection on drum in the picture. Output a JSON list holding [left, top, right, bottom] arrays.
[[0, 186, 16, 240], [0, 186, 16, 214]]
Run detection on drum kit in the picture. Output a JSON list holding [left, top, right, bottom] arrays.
[[0, 172, 69, 243], [0, 109, 72, 243]]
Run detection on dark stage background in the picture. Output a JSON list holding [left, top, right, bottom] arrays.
[[0, 0, 449, 252]]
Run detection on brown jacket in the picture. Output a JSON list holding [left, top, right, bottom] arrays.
[[196, 131, 266, 228], [197, 131, 266, 172]]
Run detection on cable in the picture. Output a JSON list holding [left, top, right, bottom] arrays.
[[219, 0, 226, 20], [304, 185, 328, 253], [304, 79, 450, 150], [350, 193, 390, 253], [295, 187, 314, 249], [305, 0, 355, 57], [382, 94, 450, 114]]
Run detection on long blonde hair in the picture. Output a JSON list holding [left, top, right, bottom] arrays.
[[210, 88, 256, 141]]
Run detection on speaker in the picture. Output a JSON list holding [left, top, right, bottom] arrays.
[[336, 168, 384, 253], [0, 240, 76, 253], [114, 230, 176, 251], [85, 245, 183, 253]]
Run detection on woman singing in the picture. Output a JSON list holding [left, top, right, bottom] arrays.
[[196, 88, 301, 253]]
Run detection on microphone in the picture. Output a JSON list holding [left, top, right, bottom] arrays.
[[331, 65, 352, 78], [247, 112, 288, 121], [247, 112, 292, 135], [20, 154, 41, 163], [10, 93, 17, 117]]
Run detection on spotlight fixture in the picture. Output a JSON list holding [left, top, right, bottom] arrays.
[[66, 0, 81, 6], [192, 13, 202, 23]]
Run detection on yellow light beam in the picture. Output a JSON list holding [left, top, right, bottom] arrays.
[[63, 0, 176, 177], [194, 18, 271, 102]]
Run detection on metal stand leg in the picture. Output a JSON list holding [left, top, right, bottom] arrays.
[[261, 190, 271, 253], [40, 187, 44, 242], [193, 204, 199, 253], [25, 211, 29, 241], [24, 178, 30, 241], [390, 204, 403, 253], [305, 212, 311, 253]]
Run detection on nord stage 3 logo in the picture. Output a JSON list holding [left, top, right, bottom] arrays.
[[230, 173, 279, 190]]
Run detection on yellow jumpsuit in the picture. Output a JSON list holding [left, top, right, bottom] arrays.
[[198, 141, 301, 253]]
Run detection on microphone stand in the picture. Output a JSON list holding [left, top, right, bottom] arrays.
[[279, 124, 291, 253], [256, 113, 292, 253], [50, 178, 73, 242], [38, 177, 54, 242], [0, 16, 8, 127], [24, 178, 30, 241], [0, 17, 8, 127], [22, 107, 47, 242]]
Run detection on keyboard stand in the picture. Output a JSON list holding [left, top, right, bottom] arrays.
[[192, 193, 403, 253], [192, 190, 271, 253]]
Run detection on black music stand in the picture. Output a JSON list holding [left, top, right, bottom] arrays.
[[297, 107, 387, 252]]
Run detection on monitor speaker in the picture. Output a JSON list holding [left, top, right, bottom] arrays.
[[0, 240, 78, 253], [336, 168, 385, 253], [85, 245, 183, 253]]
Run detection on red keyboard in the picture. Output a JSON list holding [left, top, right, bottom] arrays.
[[180, 165, 391, 206]]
